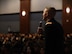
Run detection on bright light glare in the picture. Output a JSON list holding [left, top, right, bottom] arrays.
[[66, 7, 70, 13], [22, 11, 26, 16]]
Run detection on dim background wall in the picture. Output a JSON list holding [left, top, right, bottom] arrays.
[[0, 11, 62, 33], [0, 0, 62, 33], [0, 14, 20, 33]]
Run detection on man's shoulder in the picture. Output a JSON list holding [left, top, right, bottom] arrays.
[[45, 22, 52, 25]]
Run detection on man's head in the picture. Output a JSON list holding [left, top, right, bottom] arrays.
[[43, 7, 56, 21]]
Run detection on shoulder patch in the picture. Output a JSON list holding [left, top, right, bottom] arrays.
[[45, 22, 52, 25]]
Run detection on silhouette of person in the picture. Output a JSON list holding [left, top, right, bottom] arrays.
[[42, 7, 64, 54]]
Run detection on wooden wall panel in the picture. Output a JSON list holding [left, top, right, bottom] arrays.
[[20, 0, 30, 33], [63, 0, 72, 36]]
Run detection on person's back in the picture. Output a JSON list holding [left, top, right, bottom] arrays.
[[42, 7, 64, 54], [44, 18, 64, 54]]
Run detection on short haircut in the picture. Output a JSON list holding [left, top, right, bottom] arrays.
[[49, 7, 56, 16], [45, 7, 56, 17]]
